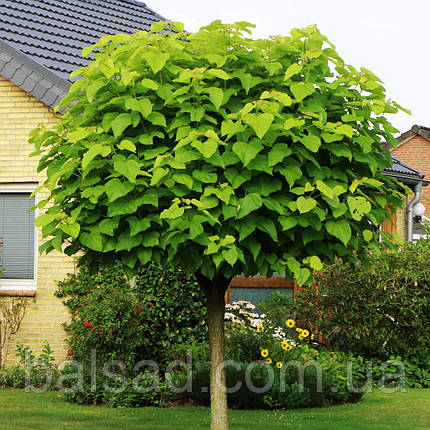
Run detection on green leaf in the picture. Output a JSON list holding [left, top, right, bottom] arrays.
[[142, 51, 169, 74], [35, 213, 57, 228], [206, 87, 224, 110], [316, 180, 334, 199], [326, 144, 352, 160], [87, 79, 107, 102], [296, 268, 311, 286], [268, 143, 292, 167], [279, 216, 298, 231], [125, 98, 152, 118], [117, 140, 136, 153], [141, 231, 159, 247], [284, 63, 303, 80], [160, 204, 184, 219], [257, 218, 278, 241], [151, 167, 169, 185], [278, 164, 302, 188], [99, 218, 119, 236], [112, 113, 132, 137], [80, 231, 104, 251], [193, 170, 218, 183], [237, 193, 263, 219], [347, 196, 371, 221], [113, 159, 140, 183], [236, 219, 256, 241], [205, 69, 231, 80], [297, 196, 317, 214], [336, 124, 354, 138], [60, 223, 80, 239], [300, 135, 321, 153], [222, 247, 238, 266], [363, 229, 373, 242], [326, 220, 352, 246], [290, 83, 315, 102], [147, 112, 167, 127], [139, 78, 159, 90], [244, 113, 274, 139], [232, 140, 263, 167], [284, 117, 305, 130], [82, 144, 111, 170], [309, 255, 323, 271], [191, 139, 218, 158], [105, 178, 134, 202]]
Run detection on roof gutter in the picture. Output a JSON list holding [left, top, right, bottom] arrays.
[[407, 181, 423, 242]]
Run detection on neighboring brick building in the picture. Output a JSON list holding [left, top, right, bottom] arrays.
[[0, 0, 164, 365], [391, 125, 430, 212]]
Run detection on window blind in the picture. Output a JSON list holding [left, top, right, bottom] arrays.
[[0, 193, 35, 279]]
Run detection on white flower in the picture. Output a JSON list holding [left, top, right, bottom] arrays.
[[245, 303, 256, 310]]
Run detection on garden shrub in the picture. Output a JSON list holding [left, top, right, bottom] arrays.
[[289, 237, 430, 365], [55, 258, 207, 405], [172, 300, 366, 409]]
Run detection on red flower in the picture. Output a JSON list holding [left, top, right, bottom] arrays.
[[83, 340, 87, 344], [134, 310, 138, 316], [67, 349, 73, 356], [98, 327, 102, 333], [138, 306, 142, 312], [108, 328, 112, 333]]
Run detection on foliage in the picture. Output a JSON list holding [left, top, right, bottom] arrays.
[[0, 340, 57, 389], [0, 297, 27, 367], [171, 300, 366, 409], [289, 237, 430, 363], [56, 257, 207, 406], [29, 20, 406, 286]]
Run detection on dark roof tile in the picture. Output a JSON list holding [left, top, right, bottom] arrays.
[[0, 0, 165, 83]]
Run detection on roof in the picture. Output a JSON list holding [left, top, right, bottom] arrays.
[[395, 125, 430, 149], [0, 0, 165, 107], [384, 156, 430, 187]]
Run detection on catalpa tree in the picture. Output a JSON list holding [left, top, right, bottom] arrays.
[[30, 21, 405, 429]]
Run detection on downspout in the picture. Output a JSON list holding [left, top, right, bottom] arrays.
[[406, 181, 423, 242]]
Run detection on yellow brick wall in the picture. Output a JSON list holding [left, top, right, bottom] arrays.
[[0, 75, 75, 365]]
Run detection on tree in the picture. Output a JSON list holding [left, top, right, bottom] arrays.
[[30, 21, 405, 429]]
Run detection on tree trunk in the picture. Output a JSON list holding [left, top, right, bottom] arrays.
[[198, 273, 230, 430]]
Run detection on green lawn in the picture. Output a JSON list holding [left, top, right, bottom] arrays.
[[0, 388, 429, 429]]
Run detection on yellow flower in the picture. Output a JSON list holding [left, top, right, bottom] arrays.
[[257, 325, 264, 332], [261, 349, 269, 358], [311, 334, 315, 340], [298, 334, 304, 340], [296, 328, 302, 333], [266, 357, 272, 364], [286, 345, 292, 351], [281, 341, 289, 350], [302, 329, 309, 338], [314, 349, 319, 354], [286, 319, 295, 328], [276, 362, 283, 369]]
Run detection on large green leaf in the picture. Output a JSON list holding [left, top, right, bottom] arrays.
[[160, 204, 185, 219], [237, 193, 263, 219], [113, 159, 140, 183], [297, 196, 317, 214], [326, 220, 351, 246], [206, 87, 224, 110], [104, 178, 134, 202], [268, 143, 292, 167], [243, 113, 274, 139], [111, 113, 132, 137], [142, 51, 169, 74], [290, 83, 315, 102], [232, 140, 263, 167], [82, 144, 111, 170]]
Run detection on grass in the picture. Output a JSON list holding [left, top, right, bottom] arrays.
[[0, 388, 429, 429]]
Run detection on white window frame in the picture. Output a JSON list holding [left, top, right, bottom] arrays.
[[0, 184, 38, 295]]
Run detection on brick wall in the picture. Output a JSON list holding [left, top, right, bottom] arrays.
[[392, 135, 430, 211], [0, 75, 74, 365]]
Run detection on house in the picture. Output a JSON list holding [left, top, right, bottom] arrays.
[[0, 0, 165, 364], [389, 125, 430, 240]]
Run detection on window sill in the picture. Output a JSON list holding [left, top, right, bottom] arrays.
[[0, 280, 37, 296]]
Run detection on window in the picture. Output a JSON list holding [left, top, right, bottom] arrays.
[[0, 185, 37, 293]]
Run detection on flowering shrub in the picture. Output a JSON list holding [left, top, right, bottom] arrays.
[[55, 258, 207, 406]]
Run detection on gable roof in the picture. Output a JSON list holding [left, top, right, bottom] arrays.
[[0, 0, 165, 107], [395, 125, 430, 149]]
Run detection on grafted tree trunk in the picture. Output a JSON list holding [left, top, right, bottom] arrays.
[[197, 273, 230, 430]]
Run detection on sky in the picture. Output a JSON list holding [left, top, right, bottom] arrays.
[[148, 0, 429, 136]]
